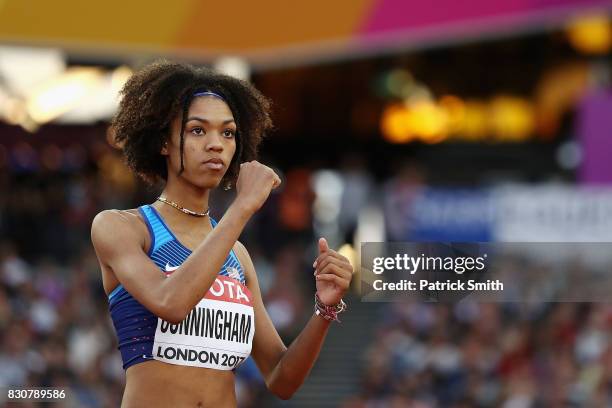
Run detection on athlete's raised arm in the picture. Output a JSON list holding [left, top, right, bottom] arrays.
[[91, 161, 281, 324], [234, 238, 353, 400]]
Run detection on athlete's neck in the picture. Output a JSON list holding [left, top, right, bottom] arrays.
[[158, 179, 211, 217]]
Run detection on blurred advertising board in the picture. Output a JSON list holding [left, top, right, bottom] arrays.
[[400, 185, 612, 242]]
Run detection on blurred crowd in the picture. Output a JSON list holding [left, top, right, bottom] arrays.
[[344, 301, 612, 408]]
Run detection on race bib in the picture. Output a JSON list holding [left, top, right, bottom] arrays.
[[153, 275, 255, 370]]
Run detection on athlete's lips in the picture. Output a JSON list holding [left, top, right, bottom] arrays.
[[202, 157, 224, 170]]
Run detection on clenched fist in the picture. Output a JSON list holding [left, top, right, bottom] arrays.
[[313, 238, 353, 306], [234, 161, 281, 216]]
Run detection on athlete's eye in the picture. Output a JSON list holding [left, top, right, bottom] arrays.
[[223, 129, 236, 138], [191, 127, 205, 136]]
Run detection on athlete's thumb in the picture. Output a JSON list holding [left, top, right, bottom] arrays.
[[318, 237, 329, 254]]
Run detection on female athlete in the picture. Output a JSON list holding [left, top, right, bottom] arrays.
[[90, 61, 353, 407]]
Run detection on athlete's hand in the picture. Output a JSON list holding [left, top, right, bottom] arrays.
[[234, 161, 281, 215], [313, 238, 353, 306]]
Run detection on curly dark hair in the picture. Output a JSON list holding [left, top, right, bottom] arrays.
[[110, 60, 273, 187]]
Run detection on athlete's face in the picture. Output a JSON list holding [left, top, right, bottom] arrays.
[[162, 96, 237, 189]]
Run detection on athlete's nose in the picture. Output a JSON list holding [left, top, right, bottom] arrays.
[[205, 132, 224, 152]]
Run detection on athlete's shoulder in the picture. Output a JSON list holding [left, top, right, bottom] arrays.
[[92, 208, 142, 230], [91, 208, 148, 248]]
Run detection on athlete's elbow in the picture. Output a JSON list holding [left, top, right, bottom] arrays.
[[267, 377, 300, 400], [276, 391, 294, 401], [269, 384, 297, 400], [158, 295, 189, 324], [154, 304, 183, 324], [160, 309, 186, 325]]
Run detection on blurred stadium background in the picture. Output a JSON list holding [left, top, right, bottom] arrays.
[[1, 1, 612, 407]]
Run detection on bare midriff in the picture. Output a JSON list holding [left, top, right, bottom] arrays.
[[121, 360, 237, 407]]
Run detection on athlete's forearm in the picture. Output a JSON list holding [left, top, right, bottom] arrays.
[[267, 313, 331, 400], [161, 201, 253, 322]]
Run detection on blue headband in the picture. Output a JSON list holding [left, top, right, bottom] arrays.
[[193, 91, 226, 101]]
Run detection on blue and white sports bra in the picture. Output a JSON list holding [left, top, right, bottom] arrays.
[[107, 205, 255, 370]]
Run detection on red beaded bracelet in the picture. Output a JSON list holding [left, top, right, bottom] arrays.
[[314, 293, 348, 323]]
